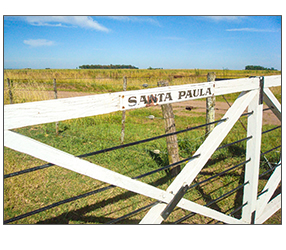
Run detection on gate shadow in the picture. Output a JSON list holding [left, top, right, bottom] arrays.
[[37, 144, 248, 224], [36, 175, 172, 224], [188, 144, 247, 221]]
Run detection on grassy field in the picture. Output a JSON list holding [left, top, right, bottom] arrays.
[[3, 69, 281, 224], [4, 68, 281, 104]]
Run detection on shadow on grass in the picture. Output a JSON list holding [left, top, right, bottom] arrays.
[[181, 144, 247, 222], [36, 145, 249, 224], [36, 175, 172, 224]]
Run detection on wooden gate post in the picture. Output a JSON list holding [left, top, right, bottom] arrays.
[[158, 80, 181, 177], [53, 78, 59, 135], [120, 76, 127, 144], [206, 72, 216, 137], [7, 78, 13, 104]]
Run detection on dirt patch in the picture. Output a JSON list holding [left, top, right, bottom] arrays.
[[172, 100, 280, 126]]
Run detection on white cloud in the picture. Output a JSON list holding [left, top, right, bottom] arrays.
[[226, 28, 279, 32], [203, 16, 246, 22], [107, 16, 161, 26], [24, 16, 110, 32], [23, 39, 55, 47], [108, 16, 131, 21]]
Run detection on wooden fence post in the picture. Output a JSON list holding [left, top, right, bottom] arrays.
[[120, 76, 127, 144], [158, 80, 181, 177], [206, 72, 216, 137], [7, 78, 13, 104], [53, 78, 59, 135]]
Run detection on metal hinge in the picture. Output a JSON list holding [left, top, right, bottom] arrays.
[[259, 76, 264, 105]]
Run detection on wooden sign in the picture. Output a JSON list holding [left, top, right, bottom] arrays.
[[121, 82, 213, 110]]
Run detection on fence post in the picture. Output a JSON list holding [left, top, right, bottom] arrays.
[[120, 76, 127, 144], [241, 83, 264, 223], [158, 80, 181, 177], [206, 72, 216, 137], [53, 78, 59, 135], [7, 78, 13, 104]]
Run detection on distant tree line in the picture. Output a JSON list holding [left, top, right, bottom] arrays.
[[79, 64, 139, 69], [147, 66, 163, 70], [245, 65, 277, 71]]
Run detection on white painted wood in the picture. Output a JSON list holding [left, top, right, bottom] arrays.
[[255, 194, 281, 224], [256, 162, 281, 217], [206, 72, 216, 135], [121, 81, 214, 110], [241, 90, 263, 223], [140, 203, 166, 224], [263, 75, 281, 88], [213, 77, 259, 96], [4, 75, 280, 130], [4, 93, 121, 130], [4, 130, 244, 225], [140, 90, 257, 224], [263, 87, 281, 121], [214, 75, 280, 96]]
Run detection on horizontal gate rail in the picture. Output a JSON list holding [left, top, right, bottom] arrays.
[[4, 75, 281, 130], [4, 75, 281, 224]]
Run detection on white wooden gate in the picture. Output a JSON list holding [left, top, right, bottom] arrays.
[[4, 75, 281, 224]]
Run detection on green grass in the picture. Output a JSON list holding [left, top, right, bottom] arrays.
[[4, 69, 281, 224]]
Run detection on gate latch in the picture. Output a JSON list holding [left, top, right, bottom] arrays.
[[259, 76, 264, 105], [161, 184, 189, 220]]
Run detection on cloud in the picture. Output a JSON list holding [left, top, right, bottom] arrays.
[[203, 16, 246, 22], [23, 39, 55, 47], [24, 16, 110, 32], [107, 16, 161, 26], [226, 28, 279, 32], [108, 16, 131, 21]]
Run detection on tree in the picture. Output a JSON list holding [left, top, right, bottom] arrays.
[[245, 65, 277, 71], [79, 64, 139, 69]]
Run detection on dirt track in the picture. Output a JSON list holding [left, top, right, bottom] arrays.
[[53, 91, 280, 126], [172, 99, 280, 126]]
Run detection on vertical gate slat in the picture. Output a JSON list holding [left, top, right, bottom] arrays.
[[241, 89, 263, 223]]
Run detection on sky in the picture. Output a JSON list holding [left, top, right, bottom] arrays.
[[3, 15, 281, 70]]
